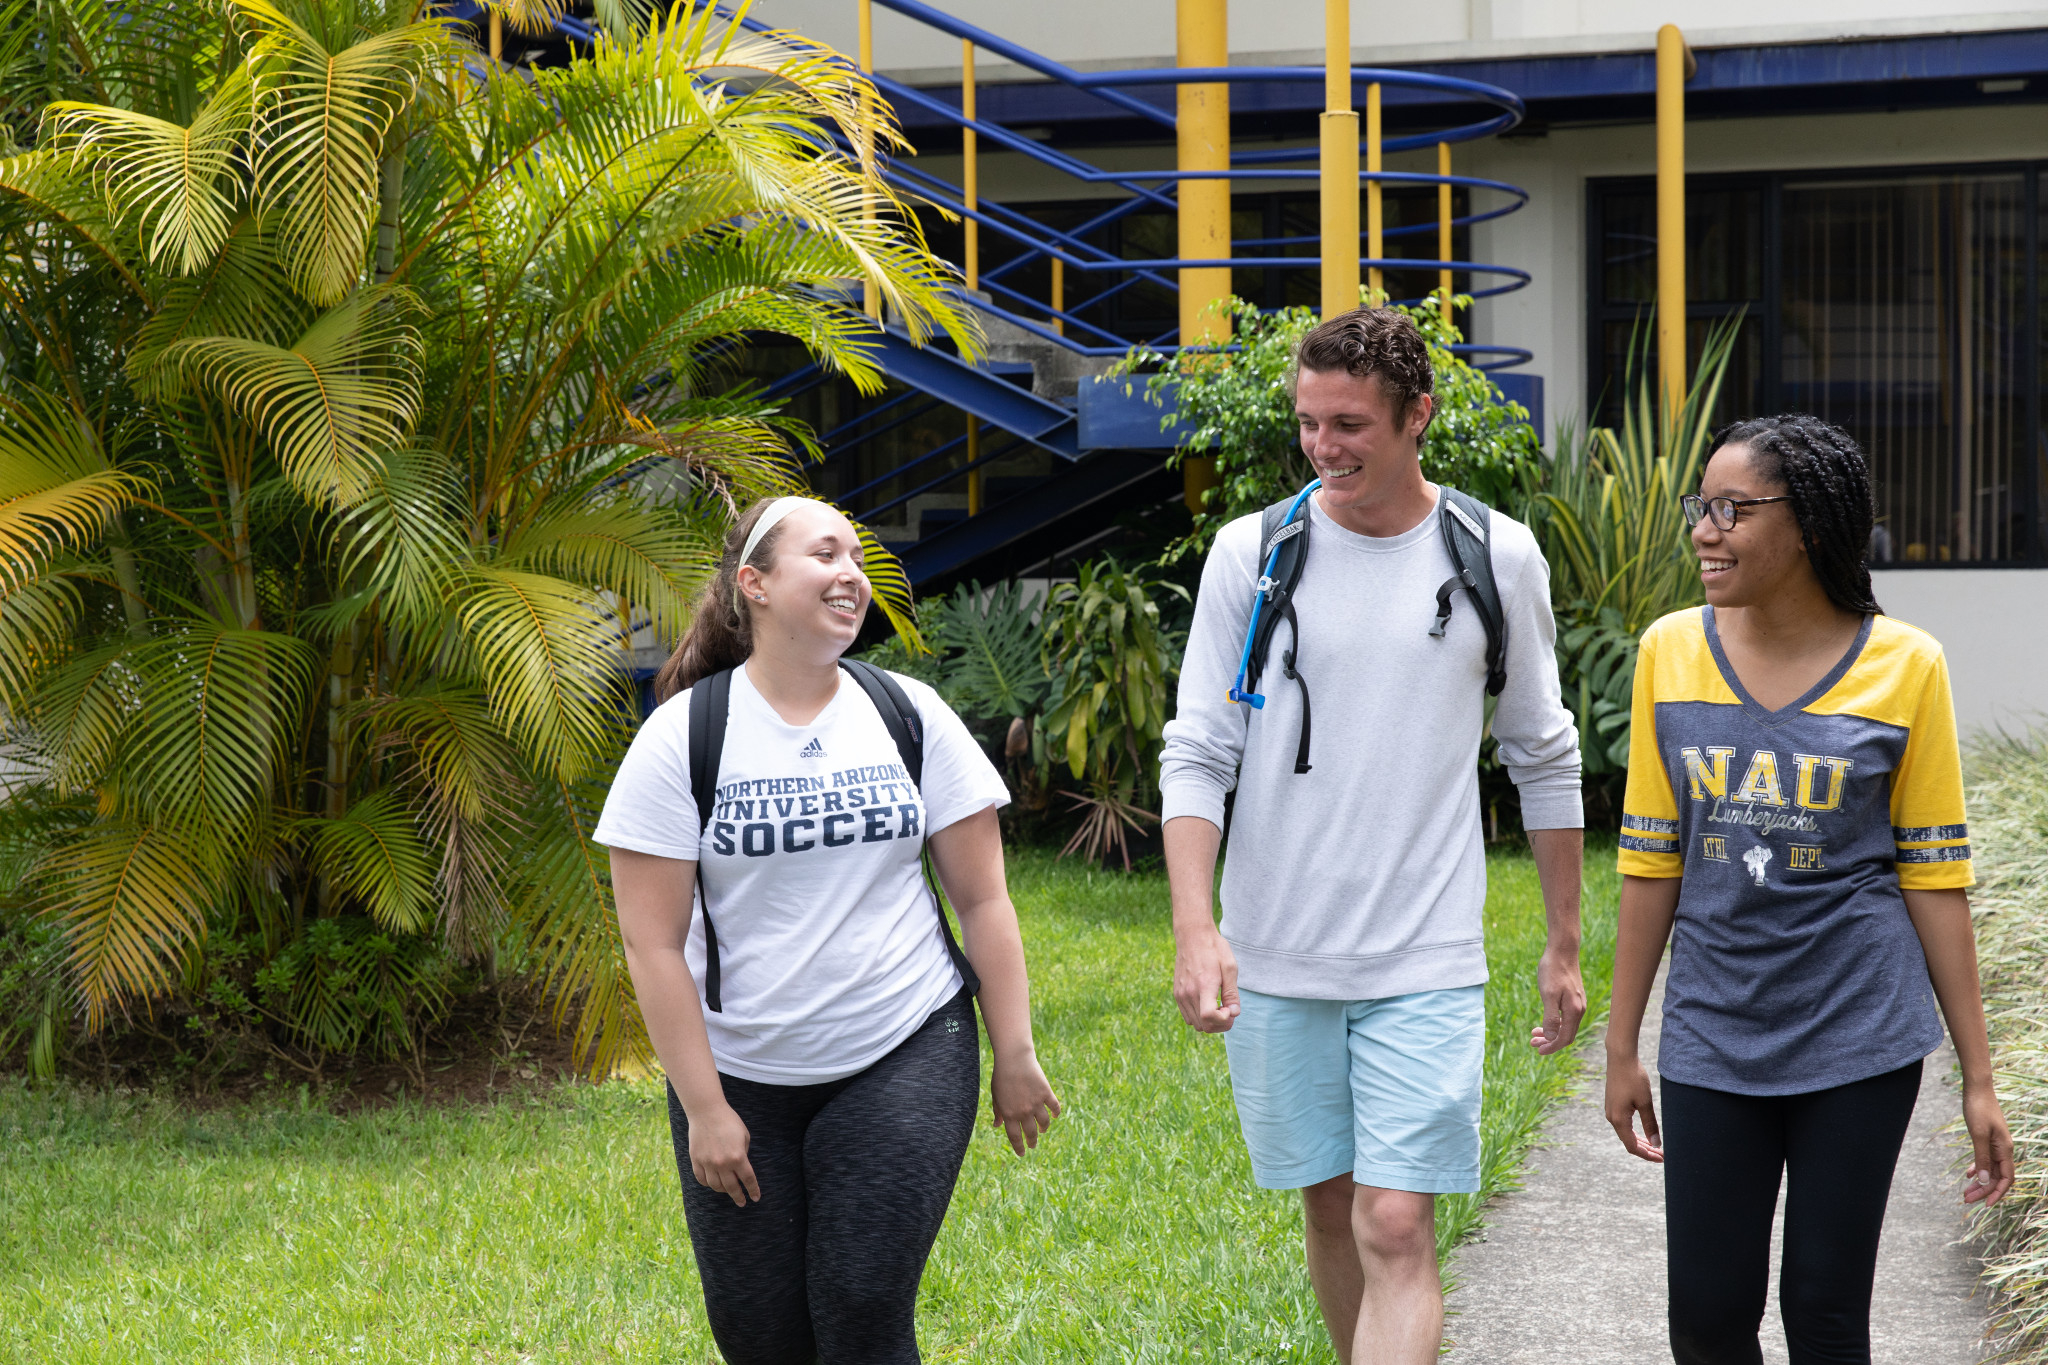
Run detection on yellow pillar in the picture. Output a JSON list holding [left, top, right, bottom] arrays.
[[1051, 258, 1064, 336], [1437, 142, 1453, 326], [859, 0, 880, 320], [963, 39, 981, 516], [1177, 0, 1227, 514], [962, 40, 978, 293], [1319, 0, 1358, 319], [1365, 82, 1382, 299], [1656, 23, 1689, 412], [488, 8, 502, 64]]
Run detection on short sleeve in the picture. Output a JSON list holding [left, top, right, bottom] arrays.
[[592, 694, 701, 861], [901, 675, 1011, 834], [1617, 626, 1683, 878], [1889, 650, 1974, 890]]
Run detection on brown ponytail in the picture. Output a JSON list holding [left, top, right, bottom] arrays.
[[652, 498, 795, 702]]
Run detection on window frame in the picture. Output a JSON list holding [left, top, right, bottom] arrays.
[[1586, 159, 2046, 569]]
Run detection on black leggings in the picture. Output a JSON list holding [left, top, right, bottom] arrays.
[[667, 989, 979, 1365], [1662, 1060, 1922, 1365]]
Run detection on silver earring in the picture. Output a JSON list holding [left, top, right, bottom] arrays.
[[755, 594, 766, 601]]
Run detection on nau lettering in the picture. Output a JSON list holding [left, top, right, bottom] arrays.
[[1682, 747, 1854, 813], [1682, 746, 1735, 801], [1734, 750, 1788, 808], [1793, 753, 1853, 813]]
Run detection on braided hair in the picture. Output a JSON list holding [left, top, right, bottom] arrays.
[[1708, 414, 1883, 616]]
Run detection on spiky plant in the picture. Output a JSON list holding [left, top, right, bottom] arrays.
[[1530, 317, 1741, 775], [0, 0, 971, 1075], [1965, 734, 2048, 1363]]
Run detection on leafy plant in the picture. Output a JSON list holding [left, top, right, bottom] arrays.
[[1109, 292, 1544, 549], [1040, 560, 1188, 869], [1531, 317, 1741, 775], [927, 579, 1053, 729], [0, 0, 970, 1074]]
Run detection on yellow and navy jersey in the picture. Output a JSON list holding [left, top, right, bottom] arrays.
[[1616, 607, 1967, 1095]]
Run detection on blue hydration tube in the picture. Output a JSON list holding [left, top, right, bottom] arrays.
[[1226, 479, 1320, 708]]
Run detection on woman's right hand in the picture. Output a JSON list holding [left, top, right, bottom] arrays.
[[1605, 1054, 1664, 1163], [689, 1102, 762, 1207]]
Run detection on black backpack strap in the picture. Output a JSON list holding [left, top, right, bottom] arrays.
[[1429, 487, 1510, 697], [686, 667, 735, 1012], [838, 659, 981, 996]]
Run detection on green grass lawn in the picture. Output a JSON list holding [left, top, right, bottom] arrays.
[[0, 845, 1617, 1363]]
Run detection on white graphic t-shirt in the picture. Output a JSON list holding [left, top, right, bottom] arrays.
[[594, 665, 1010, 1084]]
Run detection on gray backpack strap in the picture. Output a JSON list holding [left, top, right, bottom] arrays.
[[1247, 497, 1315, 773], [1430, 487, 1510, 696]]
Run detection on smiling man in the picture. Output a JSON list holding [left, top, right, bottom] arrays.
[[1159, 307, 1586, 1365]]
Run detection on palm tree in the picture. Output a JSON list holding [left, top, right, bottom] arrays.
[[0, 0, 973, 1074]]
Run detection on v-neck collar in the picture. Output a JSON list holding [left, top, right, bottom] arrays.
[[1701, 605, 1872, 729]]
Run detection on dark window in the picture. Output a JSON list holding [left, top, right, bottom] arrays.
[[1590, 166, 2047, 567]]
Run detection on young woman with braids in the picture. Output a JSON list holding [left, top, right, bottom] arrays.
[[1604, 415, 2015, 1364], [595, 496, 1059, 1365]]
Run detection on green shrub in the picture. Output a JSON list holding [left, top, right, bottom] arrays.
[[1110, 293, 1544, 548]]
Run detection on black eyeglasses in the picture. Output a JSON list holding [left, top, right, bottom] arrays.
[[1681, 494, 1792, 530]]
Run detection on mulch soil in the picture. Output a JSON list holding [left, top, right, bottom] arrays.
[[43, 987, 603, 1114]]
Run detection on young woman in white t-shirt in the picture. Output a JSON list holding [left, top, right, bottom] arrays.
[[596, 496, 1059, 1365]]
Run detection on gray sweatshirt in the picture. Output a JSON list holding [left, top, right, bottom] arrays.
[[1159, 492, 1583, 1000]]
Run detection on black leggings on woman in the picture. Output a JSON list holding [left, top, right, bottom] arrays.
[[1662, 1060, 1922, 1365], [667, 989, 979, 1365]]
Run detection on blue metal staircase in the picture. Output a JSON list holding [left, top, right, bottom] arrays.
[[511, 1, 1540, 586]]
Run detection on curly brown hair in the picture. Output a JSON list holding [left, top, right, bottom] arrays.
[[1294, 306, 1435, 430]]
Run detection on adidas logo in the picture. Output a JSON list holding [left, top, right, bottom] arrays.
[[799, 737, 825, 758]]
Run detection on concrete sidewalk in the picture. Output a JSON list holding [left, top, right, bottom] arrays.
[[1442, 973, 1991, 1363]]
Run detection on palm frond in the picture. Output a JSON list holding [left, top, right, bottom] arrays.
[[0, 149, 145, 293], [453, 566, 628, 781], [496, 499, 713, 646], [0, 567, 85, 713], [330, 445, 468, 631], [855, 519, 921, 651], [509, 779, 651, 1077], [126, 215, 302, 397], [123, 621, 321, 839], [301, 790, 436, 933], [0, 385, 151, 593], [44, 66, 252, 274], [362, 683, 525, 826], [26, 638, 137, 796], [166, 285, 423, 507], [38, 816, 220, 1029], [238, 0, 450, 304]]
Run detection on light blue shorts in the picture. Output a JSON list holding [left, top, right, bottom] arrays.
[[1223, 985, 1485, 1194]]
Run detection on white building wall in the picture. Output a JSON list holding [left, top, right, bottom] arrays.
[[754, 2, 2048, 82], [1875, 571, 2048, 739]]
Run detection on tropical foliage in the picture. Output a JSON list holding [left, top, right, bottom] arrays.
[[1529, 319, 1740, 775], [0, 0, 971, 1075], [1040, 560, 1188, 868], [1109, 292, 1545, 549], [862, 563, 1187, 865], [1965, 734, 2048, 1364]]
